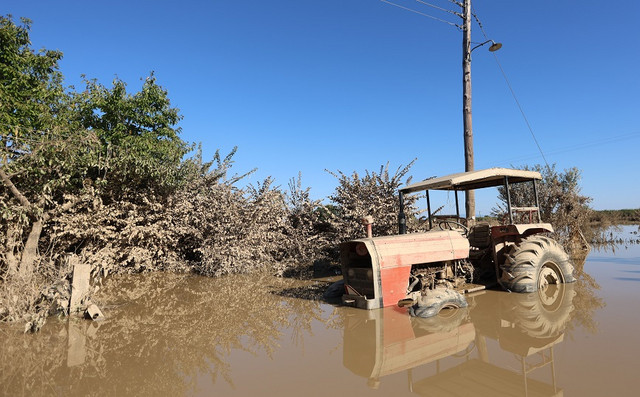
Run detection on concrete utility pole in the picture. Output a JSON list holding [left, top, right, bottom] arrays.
[[462, 0, 475, 221]]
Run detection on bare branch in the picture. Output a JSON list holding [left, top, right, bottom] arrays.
[[0, 167, 32, 209]]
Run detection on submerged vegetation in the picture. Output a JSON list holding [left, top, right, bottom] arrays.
[[0, 16, 629, 331]]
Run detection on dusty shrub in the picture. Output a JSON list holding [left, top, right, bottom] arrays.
[[0, 258, 73, 331], [326, 160, 422, 241], [47, 161, 321, 279], [284, 173, 335, 272], [172, 175, 292, 276]]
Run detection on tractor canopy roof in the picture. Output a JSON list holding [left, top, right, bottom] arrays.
[[400, 167, 541, 194]]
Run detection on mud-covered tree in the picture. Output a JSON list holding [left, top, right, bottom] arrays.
[[491, 164, 592, 247], [0, 15, 98, 280], [0, 16, 196, 329]]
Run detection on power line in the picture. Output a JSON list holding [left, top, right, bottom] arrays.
[[471, 6, 490, 39], [414, 0, 461, 17], [491, 53, 550, 170], [478, 131, 640, 167], [471, 8, 551, 171], [380, 0, 461, 28]]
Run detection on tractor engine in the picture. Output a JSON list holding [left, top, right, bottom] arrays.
[[340, 230, 470, 310]]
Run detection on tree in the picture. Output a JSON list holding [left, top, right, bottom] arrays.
[[0, 15, 192, 282], [492, 164, 592, 247], [73, 74, 192, 198], [0, 15, 97, 279], [0, 16, 65, 134]]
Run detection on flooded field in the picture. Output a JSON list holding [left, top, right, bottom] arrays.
[[1, 226, 639, 396]]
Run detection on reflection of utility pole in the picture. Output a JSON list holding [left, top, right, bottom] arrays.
[[462, 0, 474, 221]]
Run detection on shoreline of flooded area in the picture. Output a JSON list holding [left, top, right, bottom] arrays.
[[1, 226, 639, 396]]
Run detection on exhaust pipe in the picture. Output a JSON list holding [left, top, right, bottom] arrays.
[[361, 216, 374, 238]]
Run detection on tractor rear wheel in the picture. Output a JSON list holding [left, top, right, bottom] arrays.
[[501, 235, 576, 293]]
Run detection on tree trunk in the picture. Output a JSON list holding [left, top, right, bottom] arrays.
[[4, 224, 19, 276], [18, 218, 43, 280]]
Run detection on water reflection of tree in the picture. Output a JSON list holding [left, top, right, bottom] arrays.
[[566, 249, 605, 334], [0, 322, 68, 396], [0, 273, 332, 395], [567, 224, 640, 334], [583, 224, 640, 247]]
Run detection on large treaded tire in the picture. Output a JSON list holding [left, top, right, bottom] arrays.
[[408, 288, 468, 318], [501, 235, 576, 293]]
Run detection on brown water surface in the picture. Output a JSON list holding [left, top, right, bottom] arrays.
[[1, 226, 639, 396]]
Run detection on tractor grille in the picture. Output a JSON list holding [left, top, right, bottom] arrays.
[[345, 267, 375, 299]]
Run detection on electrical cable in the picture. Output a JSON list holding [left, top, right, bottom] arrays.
[[490, 53, 551, 170], [380, 0, 461, 28], [414, 0, 462, 17], [477, 131, 640, 168], [471, 8, 551, 170]]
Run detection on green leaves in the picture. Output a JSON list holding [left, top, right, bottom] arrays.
[[0, 15, 64, 134], [73, 74, 191, 197]]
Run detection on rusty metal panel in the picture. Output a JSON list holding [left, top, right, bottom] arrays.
[[373, 231, 469, 269], [380, 266, 412, 308]]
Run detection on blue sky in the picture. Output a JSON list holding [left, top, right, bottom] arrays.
[[5, 0, 639, 214]]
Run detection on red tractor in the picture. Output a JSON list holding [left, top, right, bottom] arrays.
[[339, 168, 575, 316]]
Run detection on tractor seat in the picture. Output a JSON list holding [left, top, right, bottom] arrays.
[[468, 223, 491, 249]]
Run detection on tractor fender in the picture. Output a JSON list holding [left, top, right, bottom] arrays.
[[491, 223, 554, 240]]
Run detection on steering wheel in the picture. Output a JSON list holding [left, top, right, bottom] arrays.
[[438, 220, 469, 236]]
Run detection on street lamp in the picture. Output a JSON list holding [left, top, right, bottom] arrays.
[[462, 0, 501, 222], [472, 40, 502, 53]]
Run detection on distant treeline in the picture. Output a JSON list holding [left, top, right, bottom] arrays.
[[590, 209, 640, 224]]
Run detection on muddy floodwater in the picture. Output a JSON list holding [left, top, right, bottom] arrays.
[[1, 226, 639, 396]]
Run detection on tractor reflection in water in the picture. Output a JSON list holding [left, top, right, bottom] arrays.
[[342, 284, 575, 396]]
